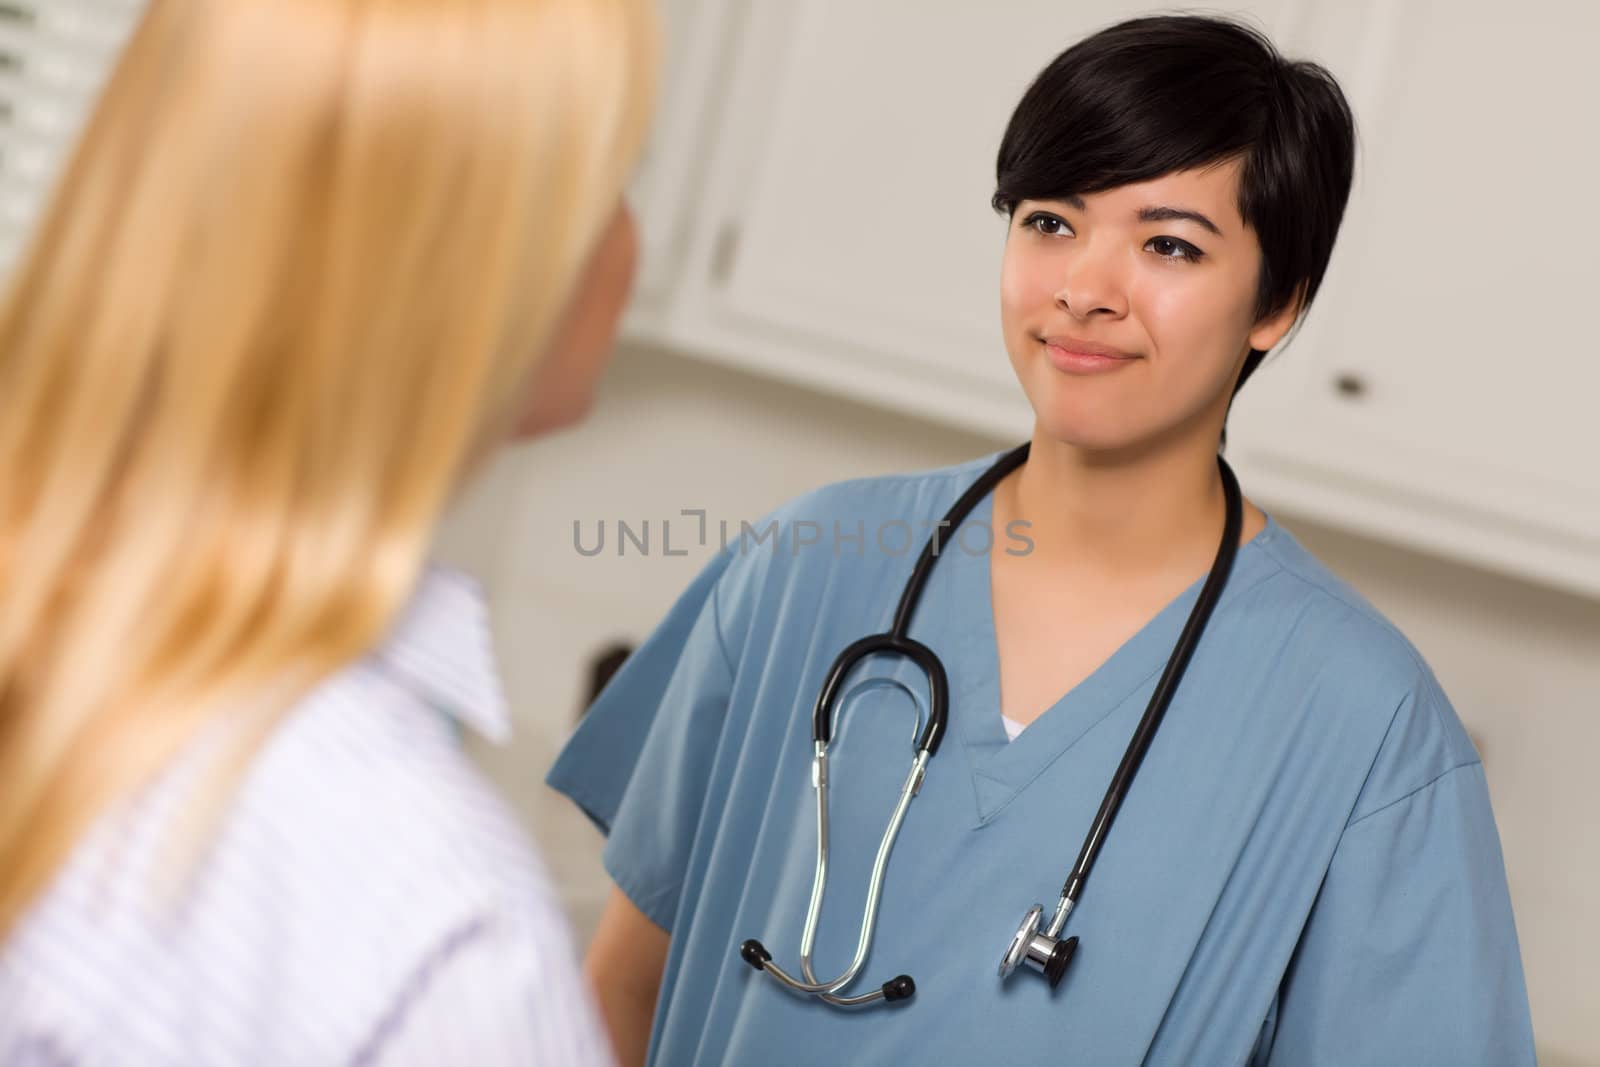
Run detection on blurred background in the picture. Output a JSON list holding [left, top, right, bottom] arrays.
[[4, 1, 1596, 1063]]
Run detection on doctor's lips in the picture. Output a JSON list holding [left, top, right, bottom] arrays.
[[1040, 333, 1137, 359], [1039, 333, 1140, 374]]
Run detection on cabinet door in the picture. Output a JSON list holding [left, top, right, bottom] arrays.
[[1227, 0, 1600, 596], [663, 0, 1295, 436], [622, 0, 742, 322]]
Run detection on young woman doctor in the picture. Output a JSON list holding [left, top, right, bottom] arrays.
[[550, 13, 1536, 1067]]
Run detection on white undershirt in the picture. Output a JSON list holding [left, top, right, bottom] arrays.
[[1002, 714, 1028, 741]]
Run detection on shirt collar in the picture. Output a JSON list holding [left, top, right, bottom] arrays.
[[369, 563, 512, 744]]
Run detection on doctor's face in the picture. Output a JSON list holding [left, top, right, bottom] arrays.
[[999, 158, 1298, 454]]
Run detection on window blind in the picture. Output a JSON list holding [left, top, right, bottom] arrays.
[[0, 0, 143, 275]]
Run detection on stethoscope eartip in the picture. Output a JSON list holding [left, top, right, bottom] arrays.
[[881, 974, 916, 1003], [740, 939, 773, 971]]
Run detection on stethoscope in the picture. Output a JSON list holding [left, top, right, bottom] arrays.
[[738, 440, 1244, 1007]]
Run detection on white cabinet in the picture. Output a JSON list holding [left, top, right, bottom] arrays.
[[623, 0, 744, 322], [1226, 0, 1600, 596], [631, 0, 1600, 599]]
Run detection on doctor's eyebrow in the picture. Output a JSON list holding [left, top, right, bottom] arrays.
[[1045, 194, 1225, 237]]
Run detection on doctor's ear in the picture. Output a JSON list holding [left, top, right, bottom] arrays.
[[1247, 279, 1308, 354]]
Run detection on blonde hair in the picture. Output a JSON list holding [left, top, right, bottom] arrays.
[[0, 0, 655, 934]]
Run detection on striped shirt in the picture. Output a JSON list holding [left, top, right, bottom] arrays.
[[0, 565, 614, 1067]]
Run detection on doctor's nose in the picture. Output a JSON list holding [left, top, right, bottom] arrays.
[[1053, 255, 1127, 320]]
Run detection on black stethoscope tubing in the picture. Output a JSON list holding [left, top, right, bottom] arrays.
[[743, 440, 1244, 1005], [812, 439, 1037, 755]]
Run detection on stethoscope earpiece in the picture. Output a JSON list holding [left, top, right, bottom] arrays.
[[740, 939, 772, 970], [742, 938, 917, 1005], [880, 974, 916, 1003]]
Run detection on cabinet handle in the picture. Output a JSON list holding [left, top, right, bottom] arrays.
[[711, 222, 741, 285], [1333, 372, 1369, 400]]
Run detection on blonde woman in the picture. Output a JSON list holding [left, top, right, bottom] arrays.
[[0, 0, 654, 1063]]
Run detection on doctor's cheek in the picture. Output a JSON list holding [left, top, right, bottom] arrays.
[[998, 266, 1043, 351]]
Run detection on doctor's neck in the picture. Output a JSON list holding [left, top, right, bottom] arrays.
[[997, 427, 1266, 581]]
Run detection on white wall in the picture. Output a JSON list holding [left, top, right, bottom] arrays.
[[436, 339, 1600, 1066]]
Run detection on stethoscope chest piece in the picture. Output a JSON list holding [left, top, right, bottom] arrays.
[[999, 904, 1077, 988]]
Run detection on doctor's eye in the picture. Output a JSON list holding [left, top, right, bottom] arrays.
[[1021, 211, 1071, 237], [1147, 236, 1205, 264]]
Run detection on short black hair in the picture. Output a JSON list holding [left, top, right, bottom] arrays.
[[992, 13, 1358, 446]]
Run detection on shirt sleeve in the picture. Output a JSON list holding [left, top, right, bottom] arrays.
[[1263, 760, 1537, 1065], [545, 547, 739, 932], [364, 910, 616, 1067]]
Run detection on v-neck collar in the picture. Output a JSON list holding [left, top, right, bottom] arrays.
[[935, 490, 1283, 826]]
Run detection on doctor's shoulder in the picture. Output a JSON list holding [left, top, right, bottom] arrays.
[[1249, 526, 1482, 809]]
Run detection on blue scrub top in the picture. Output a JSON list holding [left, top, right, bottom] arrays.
[[548, 451, 1536, 1066]]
